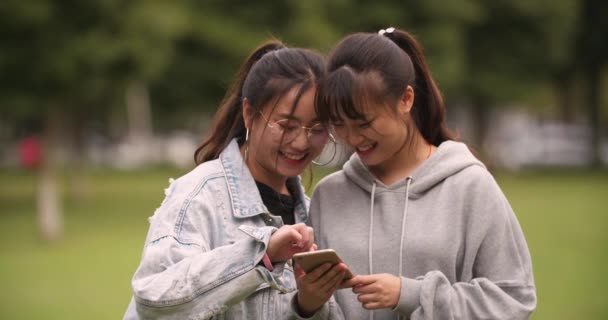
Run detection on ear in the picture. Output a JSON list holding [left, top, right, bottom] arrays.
[[398, 85, 415, 115], [242, 98, 255, 129]]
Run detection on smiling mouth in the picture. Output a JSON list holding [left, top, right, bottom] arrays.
[[280, 151, 308, 161], [356, 143, 376, 153]]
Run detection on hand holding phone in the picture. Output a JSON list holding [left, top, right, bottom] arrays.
[[293, 249, 354, 316], [293, 249, 354, 280]]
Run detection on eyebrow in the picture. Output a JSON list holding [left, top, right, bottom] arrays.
[[275, 113, 321, 123], [334, 115, 376, 124]]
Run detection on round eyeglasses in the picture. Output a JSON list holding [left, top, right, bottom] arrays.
[[259, 112, 332, 148]]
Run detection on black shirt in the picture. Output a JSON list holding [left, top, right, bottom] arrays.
[[255, 181, 296, 225]]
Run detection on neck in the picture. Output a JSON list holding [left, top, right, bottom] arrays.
[[368, 133, 433, 186], [240, 145, 290, 195]]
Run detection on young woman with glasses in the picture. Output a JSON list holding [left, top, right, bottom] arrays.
[[123, 40, 349, 319]]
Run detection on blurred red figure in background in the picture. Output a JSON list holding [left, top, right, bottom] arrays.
[[18, 136, 42, 169]]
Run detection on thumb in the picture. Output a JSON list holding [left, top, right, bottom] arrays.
[[294, 263, 306, 278], [286, 228, 304, 247]]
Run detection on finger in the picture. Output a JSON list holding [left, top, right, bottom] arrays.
[[304, 263, 332, 282], [357, 293, 377, 304], [305, 226, 314, 248], [351, 274, 377, 286], [318, 265, 345, 291], [362, 301, 383, 310], [291, 223, 310, 248], [339, 275, 362, 289], [352, 283, 376, 294], [331, 271, 346, 292], [320, 269, 346, 293], [308, 243, 318, 252], [293, 264, 306, 278], [338, 280, 354, 289], [286, 228, 304, 247], [317, 263, 348, 292]]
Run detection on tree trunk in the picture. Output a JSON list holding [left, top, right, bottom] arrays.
[[470, 94, 490, 164], [554, 70, 576, 123], [68, 114, 89, 203], [586, 65, 602, 168], [126, 81, 153, 142], [37, 111, 63, 241]]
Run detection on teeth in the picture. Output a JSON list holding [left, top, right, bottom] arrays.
[[282, 151, 306, 160], [357, 144, 374, 152]]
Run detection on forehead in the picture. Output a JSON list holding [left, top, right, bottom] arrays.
[[266, 86, 318, 120], [335, 96, 396, 122]]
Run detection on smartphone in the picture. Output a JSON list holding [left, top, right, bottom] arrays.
[[293, 249, 354, 280]]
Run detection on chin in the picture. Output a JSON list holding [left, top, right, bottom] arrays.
[[360, 156, 383, 167], [278, 166, 307, 178]]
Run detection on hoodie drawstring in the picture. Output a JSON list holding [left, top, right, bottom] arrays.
[[368, 182, 377, 275], [399, 177, 412, 279], [368, 178, 412, 320], [368, 182, 376, 320], [397, 177, 413, 320]]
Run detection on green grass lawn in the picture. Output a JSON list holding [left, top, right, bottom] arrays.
[[0, 167, 606, 319]]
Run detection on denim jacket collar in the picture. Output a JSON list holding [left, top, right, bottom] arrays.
[[219, 139, 309, 222]]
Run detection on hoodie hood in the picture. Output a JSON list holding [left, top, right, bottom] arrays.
[[343, 140, 484, 197]]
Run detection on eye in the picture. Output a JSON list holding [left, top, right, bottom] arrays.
[[276, 119, 300, 131], [359, 121, 372, 129], [309, 124, 328, 136]]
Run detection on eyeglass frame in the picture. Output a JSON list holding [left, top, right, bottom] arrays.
[[257, 111, 335, 146]]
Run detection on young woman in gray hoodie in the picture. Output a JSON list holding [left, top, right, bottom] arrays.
[[299, 28, 537, 319]]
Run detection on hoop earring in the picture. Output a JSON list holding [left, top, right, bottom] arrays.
[[244, 128, 250, 162], [312, 134, 338, 166]]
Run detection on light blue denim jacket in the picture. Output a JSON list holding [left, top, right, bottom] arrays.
[[123, 139, 343, 320]]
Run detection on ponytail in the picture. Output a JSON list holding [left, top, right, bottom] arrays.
[[317, 28, 456, 147], [194, 40, 285, 164], [383, 29, 455, 145]]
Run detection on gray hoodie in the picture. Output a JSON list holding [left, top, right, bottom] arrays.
[[309, 140, 536, 320]]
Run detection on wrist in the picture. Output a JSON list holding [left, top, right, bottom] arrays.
[[262, 252, 274, 271], [296, 291, 320, 317]]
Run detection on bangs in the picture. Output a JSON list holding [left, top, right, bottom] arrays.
[[316, 66, 394, 124]]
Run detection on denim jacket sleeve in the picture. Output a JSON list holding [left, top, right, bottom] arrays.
[[129, 181, 290, 319]]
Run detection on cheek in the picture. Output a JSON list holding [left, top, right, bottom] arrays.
[[258, 134, 293, 159], [309, 144, 326, 157], [375, 121, 407, 139]]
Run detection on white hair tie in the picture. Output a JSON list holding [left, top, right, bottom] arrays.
[[378, 27, 395, 36]]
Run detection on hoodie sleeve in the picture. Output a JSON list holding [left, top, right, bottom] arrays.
[[394, 172, 536, 320]]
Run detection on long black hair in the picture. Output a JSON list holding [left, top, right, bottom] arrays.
[[195, 40, 325, 164], [316, 28, 455, 146]]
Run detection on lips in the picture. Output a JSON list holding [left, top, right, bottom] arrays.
[[281, 151, 307, 160], [280, 150, 309, 165], [356, 143, 376, 157]]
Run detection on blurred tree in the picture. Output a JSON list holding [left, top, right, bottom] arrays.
[[148, 0, 341, 131], [0, 0, 187, 240], [576, 0, 607, 167], [1, 0, 605, 242], [460, 0, 578, 152], [321, 0, 479, 99]]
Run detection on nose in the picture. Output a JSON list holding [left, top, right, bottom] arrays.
[[344, 128, 364, 147], [289, 128, 310, 150]]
